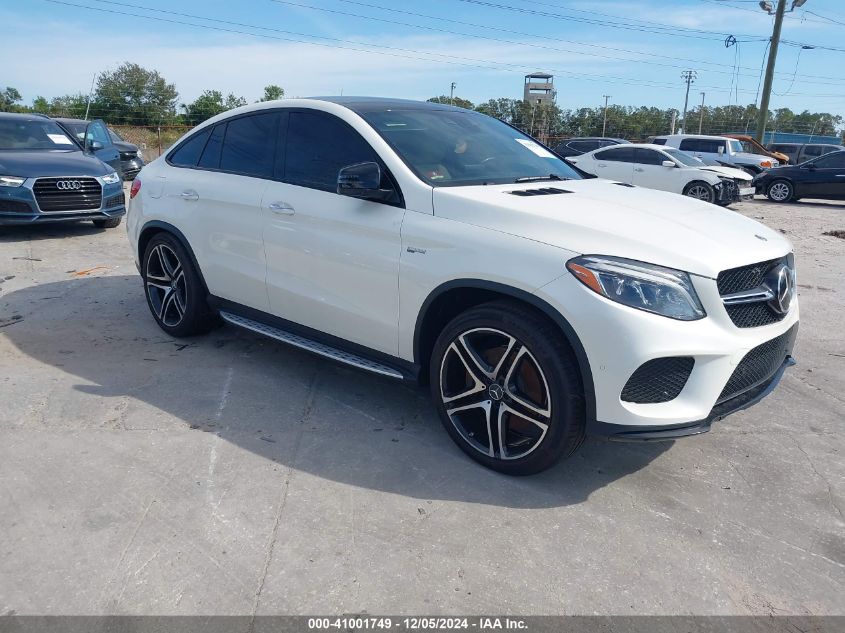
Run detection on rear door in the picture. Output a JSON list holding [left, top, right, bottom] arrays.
[[590, 146, 635, 182], [173, 112, 279, 311], [799, 152, 845, 199]]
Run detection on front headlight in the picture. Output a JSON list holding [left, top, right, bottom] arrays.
[[0, 175, 25, 187], [102, 172, 120, 185], [566, 255, 706, 321]]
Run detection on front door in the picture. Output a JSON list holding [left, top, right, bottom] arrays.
[[631, 148, 683, 193], [261, 109, 405, 355], [799, 152, 845, 199], [590, 146, 635, 182]]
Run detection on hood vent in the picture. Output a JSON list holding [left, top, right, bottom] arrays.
[[508, 187, 573, 197], [613, 182, 636, 188]]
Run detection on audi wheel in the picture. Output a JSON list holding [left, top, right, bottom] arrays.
[[142, 233, 216, 337], [766, 179, 793, 203], [430, 301, 585, 475]]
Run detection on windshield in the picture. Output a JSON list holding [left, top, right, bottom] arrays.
[[663, 148, 703, 167], [729, 139, 743, 154], [359, 109, 582, 186], [0, 119, 76, 150]]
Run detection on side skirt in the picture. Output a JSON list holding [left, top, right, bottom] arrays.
[[208, 296, 420, 383]]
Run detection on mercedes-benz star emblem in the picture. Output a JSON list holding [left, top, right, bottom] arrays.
[[765, 263, 794, 314], [56, 180, 82, 190], [487, 383, 505, 401]]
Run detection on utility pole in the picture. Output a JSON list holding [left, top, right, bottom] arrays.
[[601, 94, 611, 136], [681, 70, 697, 134], [698, 92, 706, 134], [756, 0, 787, 142], [449, 82, 456, 105], [84, 72, 97, 121], [670, 110, 677, 135]]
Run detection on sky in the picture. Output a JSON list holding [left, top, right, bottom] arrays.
[[1, 0, 844, 119]]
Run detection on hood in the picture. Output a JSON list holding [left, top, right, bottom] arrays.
[[735, 151, 777, 166], [0, 150, 114, 178], [432, 179, 791, 279], [697, 165, 753, 181], [113, 140, 139, 153]]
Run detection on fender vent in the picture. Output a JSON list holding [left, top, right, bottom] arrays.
[[508, 187, 572, 197]]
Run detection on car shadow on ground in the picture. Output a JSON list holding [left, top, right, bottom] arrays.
[[0, 221, 112, 243], [1, 275, 671, 508]]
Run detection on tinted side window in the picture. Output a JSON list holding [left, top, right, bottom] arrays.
[[169, 128, 211, 167], [651, 138, 667, 145], [220, 113, 277, 178], [198, 123, 225, 169], [803, 145, 825, 158], [285, 111, 380, 192], [634, 149, 666, 165], [678, 139, 700, 152], [569, 140, 596, 151], [594, 147, 636, 162], [90, 122, 111, 146], [815, 152, 845, 168]]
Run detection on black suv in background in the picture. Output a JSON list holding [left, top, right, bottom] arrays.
[[53, 117, 127, 180], [108, 127, 145, 180], [768, 142, 845, 166], [0, 113, 125, 227], [553, 137, 629, 158]]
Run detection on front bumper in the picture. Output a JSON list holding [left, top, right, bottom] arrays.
[[0, 177, 125, 225], [536, 269, 799, 435], [121, 158, 144, 180]]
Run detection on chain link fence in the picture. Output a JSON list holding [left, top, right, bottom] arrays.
[[110, 125, 192, 161]]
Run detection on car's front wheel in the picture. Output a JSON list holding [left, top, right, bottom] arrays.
[[142, 233, 216, 337], [683, 181, 715, 203], [430, 301, 585, 475], [766, 179, 793, 203]]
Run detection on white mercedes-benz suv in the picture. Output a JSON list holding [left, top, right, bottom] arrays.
[[127, 97, 798, 475]]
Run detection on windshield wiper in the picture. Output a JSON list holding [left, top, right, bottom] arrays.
[[514, 174, 566, 183]]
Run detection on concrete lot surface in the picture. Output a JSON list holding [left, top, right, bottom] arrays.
[[0, 197, 843, 616]]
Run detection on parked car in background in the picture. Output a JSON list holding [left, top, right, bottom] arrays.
[[652, 134, 778, 174], [0, 112, 125, 227], [767, 143, 845, 167], [553, 137, 629, 158], [753, 149, 845, 202], [722, 134, 789, 165], [129, 97, 798, 474], [108, 127, 145, 180], [567, 143, 753, 205], [53, 117, 124, 179]]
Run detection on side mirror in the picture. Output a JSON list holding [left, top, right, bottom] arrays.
[[89, 140, 104, 151], [717, 146, 725, 155], [83, 123, 103, 152], [661, 160, 676, 168], [804, 162, 816, 170], [337, 162, 391, 201]]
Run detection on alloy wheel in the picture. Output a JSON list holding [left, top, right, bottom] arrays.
[[439, 328, 551, 461], [686, 184, 713, 202], [145, 244, 187, 327], [769, 182, 791, 202]]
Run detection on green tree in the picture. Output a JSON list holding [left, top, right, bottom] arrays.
[[184, 90, 247, 125], [46, 93, 89, 118], [92, 62, 178, 125], [260, 85, 285, 102], [0, 87, 23, 111], [427, 95, 474, 110], [31, 96, 50, 113]]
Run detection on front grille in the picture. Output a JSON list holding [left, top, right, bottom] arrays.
[[33, 177, 102, 212], [717, 257, 784, 295], [717, 325, 797, 403], [726, 303, 782, 328], [0, 200, 34, 214], [621, 357, 695, 404], [119, 151, 137, 161], [105, 193, 125, 208]]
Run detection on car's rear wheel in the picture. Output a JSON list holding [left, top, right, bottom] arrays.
[[683, 181, 715, 203], [767, 179, 793, 203], [142, 233, 216, 337], [429, 301, 585, 475], [93, 217, 121, 229]]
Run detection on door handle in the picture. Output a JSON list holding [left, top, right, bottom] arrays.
[[268, 202, 295, 215], [634, 168, 644, 172], [836, 175, 845, 177], [180, 190, 199, 201], [597, 163, 607, 167]]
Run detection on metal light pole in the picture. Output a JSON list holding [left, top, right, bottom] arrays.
[[449, 82, 456, 105], [681, 70, 697, 134], [698, 92, 706, 134], [755, 0, 809, 142], [601, 94, 611, 136]]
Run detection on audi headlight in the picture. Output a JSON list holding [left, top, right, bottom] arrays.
[[0, 175, 25, 187], [102, 172, 120, 185], [566, 255, 706, 321]]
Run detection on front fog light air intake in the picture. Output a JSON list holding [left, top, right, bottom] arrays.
[[567, 255, 706, 321]]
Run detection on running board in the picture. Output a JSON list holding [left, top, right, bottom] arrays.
[[219, 311, 404, 379]]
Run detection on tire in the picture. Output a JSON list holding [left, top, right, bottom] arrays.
[[683, 180, 716, 204], [429, 300, 585, 475], [93, 217, 122, 229], [142, 232, 217, 337], [766, 179, 793, 203]]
